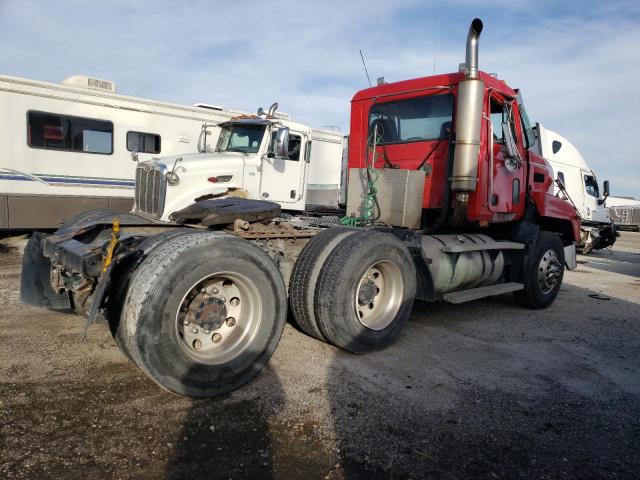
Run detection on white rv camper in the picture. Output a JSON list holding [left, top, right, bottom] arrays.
[[538, 125, 617, 252], [0, 73, 247, 228]]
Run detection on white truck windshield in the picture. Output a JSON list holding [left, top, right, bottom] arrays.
[[217, 124, 266, 153]]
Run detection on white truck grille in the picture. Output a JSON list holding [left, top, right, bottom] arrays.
[[135, 163, 166, 218]]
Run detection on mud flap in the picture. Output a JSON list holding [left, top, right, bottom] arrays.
[[564, 243, 577, 270], [20, 232, 71, 309]]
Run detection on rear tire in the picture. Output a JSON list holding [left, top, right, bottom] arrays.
[[120, 231, 287, 397], [107, 229, 194, 360], [289, 227, 356, 341], [514, 231, 565, 309], [315, 230, 416, 353], [62, 209, 144, 227]]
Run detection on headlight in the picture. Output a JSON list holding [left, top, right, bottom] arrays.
[[166, 171, 180, 186]]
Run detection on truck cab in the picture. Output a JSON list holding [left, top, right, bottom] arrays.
[[538, 125, 616, 251], [133, 116, 342, 221]]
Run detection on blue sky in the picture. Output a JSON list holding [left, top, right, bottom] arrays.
[[1, 0, 638, 197]]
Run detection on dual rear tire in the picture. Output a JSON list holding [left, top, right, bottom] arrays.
[[290, 229, 417, 353]]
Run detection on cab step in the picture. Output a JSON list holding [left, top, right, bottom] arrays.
[[442, 282, 524, 304]]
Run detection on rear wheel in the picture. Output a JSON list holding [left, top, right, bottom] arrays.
[[314, 230, 416, 353], [514, 231, 565, 309], [62, 209, 144, 227], [289, 227, 356, 340], [107, 229, 194, 360], [120, 231, 286, 397]]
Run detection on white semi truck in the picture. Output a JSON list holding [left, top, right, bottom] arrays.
[[537, 125, 617, 252], [135, 110, 345, 220]]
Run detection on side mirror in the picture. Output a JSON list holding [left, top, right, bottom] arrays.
[[502, 121, 520, 160], [599, 179, 610, 205], [556, 174, 565, 189], [131, 151, 139, 162], [275, 127, 289, 158]]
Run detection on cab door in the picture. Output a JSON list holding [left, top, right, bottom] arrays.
[[259, 130, 307, 208], [487, 96, 526, 215], [582, 171, 602, 221]]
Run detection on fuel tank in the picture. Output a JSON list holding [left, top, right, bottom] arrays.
[[422, 234, 504, 294]]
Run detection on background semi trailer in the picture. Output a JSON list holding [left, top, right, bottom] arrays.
[[538, 124, 617, 252], [21, 18, 580, 397]]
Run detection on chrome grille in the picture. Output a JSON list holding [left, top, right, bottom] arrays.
[[134, 162, 166, 218]]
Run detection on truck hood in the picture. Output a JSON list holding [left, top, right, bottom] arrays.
[[150, 151, 257, 221], [153, 151, 251, 179]]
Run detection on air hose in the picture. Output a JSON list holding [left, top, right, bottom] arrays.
[[340, 125, 382, 226]]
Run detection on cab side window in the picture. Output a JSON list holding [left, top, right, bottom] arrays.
[[270, 131, 302, 161], [490, 98, 518, 149], [584, 175, 599, 197], [490, 99, 505, 143]]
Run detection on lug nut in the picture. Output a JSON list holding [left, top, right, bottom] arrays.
[[190, 327, 198, 334], [193, 339, 202, 350], [230, 297, 240, 307], [212, 333, 222, 344], [183, 320, 190, 326], [212, 287, 219, 294], [226, 317, 236, 327]]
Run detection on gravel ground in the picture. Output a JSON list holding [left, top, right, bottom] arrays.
[[1, 232, 639, 479]]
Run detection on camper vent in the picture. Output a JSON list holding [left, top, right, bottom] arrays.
[[62, 75, 116, 93], [193, 103, 224, 111]]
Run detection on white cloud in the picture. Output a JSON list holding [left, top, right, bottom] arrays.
[[0, 0, 638, 196]]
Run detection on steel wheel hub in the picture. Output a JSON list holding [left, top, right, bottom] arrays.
[[188, 294, 227, 332], [175, 273, 261, 365], [354, 261, 404, 331], [537, 249, 562, 294]]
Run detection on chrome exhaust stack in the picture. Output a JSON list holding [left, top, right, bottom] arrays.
[[451, 18, 485, 196], [464, 18, 483, 80]]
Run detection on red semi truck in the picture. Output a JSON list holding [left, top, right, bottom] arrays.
[[21, 19, 580, 397]]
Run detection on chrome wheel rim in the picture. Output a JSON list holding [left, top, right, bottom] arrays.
[[537, 249, 562, 294], [354, 260, 404, 330], [175, 272, 261, 365]]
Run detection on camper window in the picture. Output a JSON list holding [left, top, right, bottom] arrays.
[[127, 131, 161, 154], [28, 111, 113, 155]]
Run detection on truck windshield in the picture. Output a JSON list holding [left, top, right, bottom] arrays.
[[216, 124, 266, 153], [369, 94, 453, 144]]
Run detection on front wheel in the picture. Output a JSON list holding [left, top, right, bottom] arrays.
[[120, 231, 286, 397], [514, 231, 565, 309]]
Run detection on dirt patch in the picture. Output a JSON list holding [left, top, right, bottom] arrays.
[[1, 232, 639, 479]]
